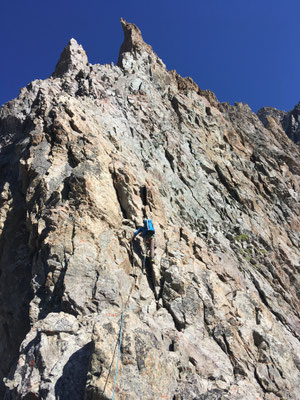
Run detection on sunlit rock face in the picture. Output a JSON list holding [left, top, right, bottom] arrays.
[[0, 19, 300, 400], [258, 103, 300, 145]]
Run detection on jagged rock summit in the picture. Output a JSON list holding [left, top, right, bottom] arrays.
[[258, 102, 300, 145], [0, 19, 300, 400], [52, 38, 89, 77], [118, 18, 148, 62]]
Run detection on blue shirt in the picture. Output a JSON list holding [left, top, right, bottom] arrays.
[[133, 226, 147, 238], [133, 220, 155, 238]]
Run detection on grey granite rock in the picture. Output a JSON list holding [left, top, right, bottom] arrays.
[[0, 19, 299, 400], [258, 103, 300, 145]]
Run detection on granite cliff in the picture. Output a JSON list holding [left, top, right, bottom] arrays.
[[258, 104, 300, 145], [0, 19, 300, 400]]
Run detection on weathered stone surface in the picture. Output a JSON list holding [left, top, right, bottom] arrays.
[[4, 313, 93, 400], [0, 19, 299, 400], [282, 102, 300, 145], [258, 103, 300, 145], [52, 38, 89, 78]]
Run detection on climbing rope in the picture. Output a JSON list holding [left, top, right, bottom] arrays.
[[102, 242, 149, 399], [142, 253, 146, 274], [111, 310, 124, 400]]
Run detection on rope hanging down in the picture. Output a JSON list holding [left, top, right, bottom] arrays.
[[111, 310, 124, 400], [109, 246, 147, 399]]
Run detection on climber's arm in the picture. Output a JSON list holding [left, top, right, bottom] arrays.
[[133, 227, 142, 239]]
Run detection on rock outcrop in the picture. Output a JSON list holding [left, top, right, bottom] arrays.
[[0, 19, 300, 400], [258, 103, 300, 145]]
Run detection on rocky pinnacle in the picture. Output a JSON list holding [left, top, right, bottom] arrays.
[[52, 38, 89, 78]]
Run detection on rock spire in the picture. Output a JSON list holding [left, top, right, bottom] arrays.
[[52, 37, 89, 77]]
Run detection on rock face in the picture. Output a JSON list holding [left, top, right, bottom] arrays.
[[0, 19, 300, 400], [258, 104, 300, 145], [282, 103, 300, 145]]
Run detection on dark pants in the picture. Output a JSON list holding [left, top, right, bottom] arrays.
[[144, 235, 156, 259]]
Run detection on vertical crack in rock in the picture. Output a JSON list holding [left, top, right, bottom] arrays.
[[254, 366, 268, 394], [165, 148, 175, 172], [170, 96, 183, 124], [139, 185, 147, 206], [111, 172, 128, 220], [215, 163, 242, 203]]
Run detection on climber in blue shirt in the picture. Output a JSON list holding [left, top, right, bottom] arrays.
[[133, 218, 156, 262]]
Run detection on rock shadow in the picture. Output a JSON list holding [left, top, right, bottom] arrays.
[[144, 257, 156, 294], [54, 341, 94, 400], [131, 240, 156, 297], [131, 239, 144, 265]]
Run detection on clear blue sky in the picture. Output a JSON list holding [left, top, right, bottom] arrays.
[[1, 0, 299, 112]]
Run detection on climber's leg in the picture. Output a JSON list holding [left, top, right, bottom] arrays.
[[143, 238, 148, 256], [150, 236, 155, 261]]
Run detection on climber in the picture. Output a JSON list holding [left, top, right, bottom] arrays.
[[132, 218, 156, 262]]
